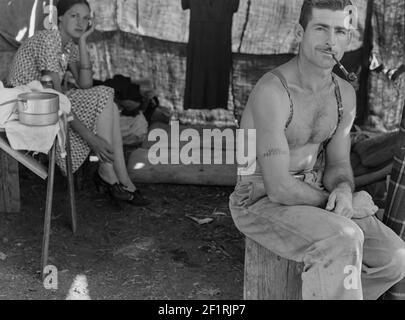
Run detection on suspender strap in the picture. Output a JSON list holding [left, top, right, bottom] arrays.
[[322, 74, 345, 153], [330, 74, 344, 137], [269, 70, 294, 130]]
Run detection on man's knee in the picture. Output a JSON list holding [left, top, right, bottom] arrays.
[[335, 219, 365, 251]]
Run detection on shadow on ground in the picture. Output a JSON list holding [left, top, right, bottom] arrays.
[[0, 163, 245, 300]]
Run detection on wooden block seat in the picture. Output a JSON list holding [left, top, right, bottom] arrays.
[[244, 237, 303, 300]]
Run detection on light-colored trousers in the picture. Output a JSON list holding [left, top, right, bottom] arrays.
[[229, 174, 405, 300]]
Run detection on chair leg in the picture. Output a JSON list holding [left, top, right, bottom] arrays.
[[41, 142, 56, 279], [65, 124, 77, 234]]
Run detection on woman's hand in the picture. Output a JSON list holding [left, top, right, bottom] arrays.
[[79, 20, 95, 43], [326, 186, 355, 219], [88, 134, 114, 163]]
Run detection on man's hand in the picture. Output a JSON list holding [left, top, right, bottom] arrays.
[[88, 134, 114, 163], [326, 186, 354, 218], [352, 191, 379, 219]]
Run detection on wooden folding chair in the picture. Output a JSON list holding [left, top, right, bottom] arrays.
[[0, 114, 77, 278]]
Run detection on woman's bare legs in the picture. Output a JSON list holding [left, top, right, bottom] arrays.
[[96, 97, 119, 185], [111, 102, 136, 192], [96, 98, 136, 192]]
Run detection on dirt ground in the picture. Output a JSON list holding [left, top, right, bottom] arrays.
[[0, 161, 245, 300]]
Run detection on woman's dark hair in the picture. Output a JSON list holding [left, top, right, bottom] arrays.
[[57, 0, 90, 17]]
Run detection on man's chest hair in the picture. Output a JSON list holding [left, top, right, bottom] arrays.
[[286, 93, 339, 149]]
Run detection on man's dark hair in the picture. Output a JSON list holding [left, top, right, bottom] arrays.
[[57, 0, 90, 17], [299, 0, 353, 30]]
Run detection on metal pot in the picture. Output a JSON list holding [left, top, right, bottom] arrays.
[[17, 92, 59, 126]]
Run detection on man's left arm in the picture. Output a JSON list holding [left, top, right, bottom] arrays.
[[323, 80, 356, 218]]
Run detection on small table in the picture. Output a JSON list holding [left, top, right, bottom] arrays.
[[0, 122, 76, 277]]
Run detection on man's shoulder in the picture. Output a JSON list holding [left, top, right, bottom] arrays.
[[253, 69, 289, 98], [248, 69, 292, 124]]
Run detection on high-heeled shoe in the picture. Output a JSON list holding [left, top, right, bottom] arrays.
[[93, 172, 133, 201]]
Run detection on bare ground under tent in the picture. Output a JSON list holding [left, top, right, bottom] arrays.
[[0, 157, 244, 300]]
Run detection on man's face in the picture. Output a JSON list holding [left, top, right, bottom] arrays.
[[298, 8, 352, 69]]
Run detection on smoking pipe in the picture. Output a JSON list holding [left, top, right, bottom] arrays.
[[332, 54, 358, 82]]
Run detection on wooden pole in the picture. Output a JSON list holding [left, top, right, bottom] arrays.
[[63, 115, 77, 234], [41, 142, 56, 278]]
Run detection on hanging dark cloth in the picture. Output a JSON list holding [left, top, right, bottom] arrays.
[[182, 0, 239, 110]]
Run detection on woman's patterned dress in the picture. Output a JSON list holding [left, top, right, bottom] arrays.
[[7, 29, 114, 174]]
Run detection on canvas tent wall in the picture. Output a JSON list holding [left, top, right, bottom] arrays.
[[368, 0, 405, 132], [85, 0, 367, 121], [1, 0, 403, 131]]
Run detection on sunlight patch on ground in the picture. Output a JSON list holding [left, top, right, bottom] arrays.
[[66, 274, 91, 300]]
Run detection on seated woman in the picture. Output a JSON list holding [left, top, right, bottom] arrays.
[[6, 0, 149, 206]]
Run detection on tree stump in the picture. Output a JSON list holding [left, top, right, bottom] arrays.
[[244, 237, 303, 300]]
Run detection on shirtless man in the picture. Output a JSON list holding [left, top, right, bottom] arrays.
[[229, 0, 405, 300]]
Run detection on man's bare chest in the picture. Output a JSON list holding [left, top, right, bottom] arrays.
[[286, 91, 339, 148]]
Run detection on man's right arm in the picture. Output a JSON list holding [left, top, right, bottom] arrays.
[[252, 76, 329, 208]]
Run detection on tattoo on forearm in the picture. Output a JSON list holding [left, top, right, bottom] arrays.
[[261, 148, 288, 158]]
